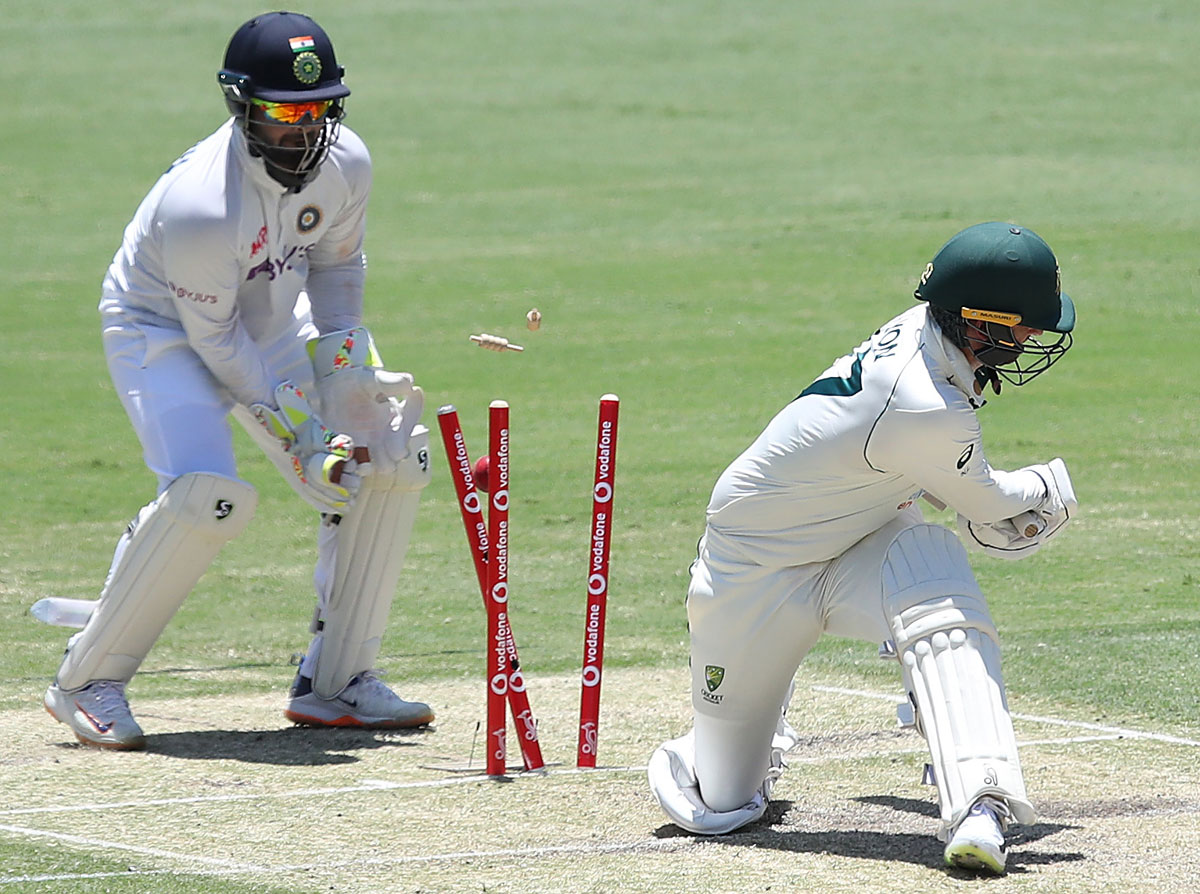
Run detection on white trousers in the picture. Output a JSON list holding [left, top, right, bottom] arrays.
[[102, 313, 316, 493], [687, 507, 923, 812], [100, 309, 334, 645]]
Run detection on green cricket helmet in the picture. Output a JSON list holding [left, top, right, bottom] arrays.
[[217, 12, 350, 191], [915, 222, 1075, 387]]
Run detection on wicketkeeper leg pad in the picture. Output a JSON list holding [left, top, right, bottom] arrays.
[[310, 425, 432, 698], [56, 472, 256, 691], [304, 327, 433, 698], [881, 524, 1036, 839]]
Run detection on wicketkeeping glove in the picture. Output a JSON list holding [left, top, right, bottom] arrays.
[[308, 328, 426, 477], [250, 381, 360, 511]]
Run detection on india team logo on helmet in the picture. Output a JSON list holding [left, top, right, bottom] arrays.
[[293, 51, 321, 85]]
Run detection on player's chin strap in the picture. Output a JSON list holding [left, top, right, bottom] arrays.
[[304, 328, 432, 699], [974, 365, 1002, 396]]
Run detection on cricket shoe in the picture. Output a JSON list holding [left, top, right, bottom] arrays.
[[44, 681, 146, 750], [285, 670, 434, 729], [944, 797, 1009, 874]]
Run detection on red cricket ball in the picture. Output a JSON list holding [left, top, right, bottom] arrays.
[[473, 454, 490, 493]]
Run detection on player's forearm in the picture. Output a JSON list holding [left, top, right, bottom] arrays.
[[180, 318, 275, 407], [306, 262, 365, 334], [923, 465, 1048, 525]]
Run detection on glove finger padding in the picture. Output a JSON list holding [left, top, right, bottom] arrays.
[[309, 328, 426, 476], [251, 381, 359, 511], [371, 368, 416, 399], [1029, 457, 1077, 527], [957, 514, 1042, 560]]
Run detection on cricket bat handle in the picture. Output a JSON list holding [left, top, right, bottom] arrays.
[[1013, 510, 1046, 539]]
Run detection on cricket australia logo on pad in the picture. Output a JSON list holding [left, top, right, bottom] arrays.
[[701, 665, 725, 705]]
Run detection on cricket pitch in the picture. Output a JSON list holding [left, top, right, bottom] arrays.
[[3, 665, 1199, 892]]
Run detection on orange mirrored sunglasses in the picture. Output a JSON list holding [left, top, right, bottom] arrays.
[[251, 97, 336, 125]]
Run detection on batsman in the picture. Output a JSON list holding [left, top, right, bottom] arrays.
[[42, 12, 434, 749], [648, 222, 1078, 874]]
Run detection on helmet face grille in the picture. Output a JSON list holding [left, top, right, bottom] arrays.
[[918, 222, 1076, 387], [237, 101, 344, 190], [970, 321, 1072, 386]]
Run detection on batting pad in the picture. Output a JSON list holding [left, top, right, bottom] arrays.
[[57, 472, 256, 691], [881, 524, 1036, 839], [311, 425, 431, 698]]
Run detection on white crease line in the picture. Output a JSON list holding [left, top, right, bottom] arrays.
[[1010, 712, 1200, 748], [2, 871, 178, 885], [0, 823, 269, 873], [0, 765, 644, 818], [1018, 734, 1125, 747], [812, 685, 1200, 748], [3, 689, 1190, 828], [0, 729, 1123, 827], [0, 836, 701, 885], [348, 837, 701, 867], [785, 733, 1126, 765], [0, 775, 480, 817]]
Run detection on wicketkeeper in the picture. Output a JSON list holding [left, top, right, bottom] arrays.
[[43, 12, 435, 749], [648, 222, 1078, 874]]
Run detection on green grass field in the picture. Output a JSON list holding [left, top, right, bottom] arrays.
[[3, 1, 1200, 890]]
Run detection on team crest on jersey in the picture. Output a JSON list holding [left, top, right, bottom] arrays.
[[293, 51, 322, 85], [297, 205, 322, 233]]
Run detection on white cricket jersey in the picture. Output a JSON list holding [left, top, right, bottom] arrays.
[[706, 304, 1048, 566], [99, 119, 370, 408]]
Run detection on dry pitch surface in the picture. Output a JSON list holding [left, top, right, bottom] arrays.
[[3, 665, 1200, 893]]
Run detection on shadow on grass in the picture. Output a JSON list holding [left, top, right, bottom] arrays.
[[140, 725, 433, 766], [653, 795, 1084, 875]]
